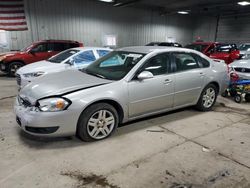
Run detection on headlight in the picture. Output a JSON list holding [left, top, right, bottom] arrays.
[[0, 55, 6, 61], [38, 97, 71, 112], [23, 71, 44, 78]]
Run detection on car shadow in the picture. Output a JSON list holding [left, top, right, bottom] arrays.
[[17, 106, 202, 149]]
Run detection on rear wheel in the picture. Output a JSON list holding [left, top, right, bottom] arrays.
[[234, 94, 242, 103], [77, 103, 119, 142], [196, 84, 218, 111], [8, 62, 24, 77], [245, 94, 250, 102]]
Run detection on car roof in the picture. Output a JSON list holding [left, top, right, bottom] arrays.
[[71, 47, 112, 51], [38, 40, 81, 43], [192, 42, 219, 45], [118, 46, 199, 54]]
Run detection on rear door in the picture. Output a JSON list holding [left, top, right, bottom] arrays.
[[172, 52, 205, 107], [128, 53, 174, 117]]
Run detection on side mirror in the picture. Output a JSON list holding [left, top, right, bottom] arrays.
[[137, 71, 153, 80], [65, 59, 74, 66]]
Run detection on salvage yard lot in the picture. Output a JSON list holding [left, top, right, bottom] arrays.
[[0, 73, 250, 188]]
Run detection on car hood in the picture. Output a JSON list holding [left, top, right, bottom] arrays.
[[0, 51, 25, 58], [17, 60, 65, 74], [230, 59, 250, 68], [19, 69, 113, 104]]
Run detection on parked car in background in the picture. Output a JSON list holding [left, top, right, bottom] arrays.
[[16, 47, 112, 88], [15, 46, 228, 141], [185, 42, 240, 64], [229, 55, 250, 80], [0, 40, 83, 76], [146, 42, 182, 47], [238, 43, 250, 58]]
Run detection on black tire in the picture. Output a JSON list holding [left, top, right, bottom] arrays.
[[8, 62, 24, 77], [76, 103, 119, 142], [234, 94, 242, 103], [244, 94, 250, 102], [196, 84, 218, 111]]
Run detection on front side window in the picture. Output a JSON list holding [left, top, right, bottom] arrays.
[[48, 49, 79, 63], [72, 50, 96, 65], [139, 53, 171, 76], [84, 51, 145, 80], [173, 53, 199, 71], [32, 43, 47, 52]]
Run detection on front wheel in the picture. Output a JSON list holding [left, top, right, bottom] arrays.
[[8, 62, 24, 77], [77, 103, 119, 142], [196, 84, 218, 111]]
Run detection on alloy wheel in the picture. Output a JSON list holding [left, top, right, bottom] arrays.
[[87, 110, 115, 139], [202, 87, 216, 108]]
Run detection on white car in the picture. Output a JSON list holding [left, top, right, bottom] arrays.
[[16, 47, 112, 88], [229, 56, 250, 80]]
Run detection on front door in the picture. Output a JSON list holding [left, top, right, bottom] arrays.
[[28, 43, 50, 64], [128, 53, 174, 117]]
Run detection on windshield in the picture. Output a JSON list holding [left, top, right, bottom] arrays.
[[185, 44, 208, 52], [20, 44, 34, 52], [48, 49, 80, 63], [84, 51, 145, 80], [239, 44, 250, 51]]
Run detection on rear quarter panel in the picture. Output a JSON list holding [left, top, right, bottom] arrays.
[[205, 59, 229, 94]]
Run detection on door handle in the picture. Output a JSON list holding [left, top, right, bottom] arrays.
[[164, 79, 172, 84], [199, 72, 206, 76]]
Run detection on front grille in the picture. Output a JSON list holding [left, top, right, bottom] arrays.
[[16, 74, 21, 86], [234, 67, 250, 73], [18, 95, 32, 107]]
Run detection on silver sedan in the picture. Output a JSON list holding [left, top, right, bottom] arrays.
[[14, 46, 229, 141]]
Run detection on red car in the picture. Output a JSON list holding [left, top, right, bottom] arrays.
[[0, 40, 83, 76], [185, 42, 240, 64]]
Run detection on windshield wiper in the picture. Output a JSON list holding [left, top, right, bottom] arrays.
[[81, 69, 106, 79], [47, 59, 60, 63]]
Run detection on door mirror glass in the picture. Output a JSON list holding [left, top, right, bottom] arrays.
[[137, 71, 154, 80]]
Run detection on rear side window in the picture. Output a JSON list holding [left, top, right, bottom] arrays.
[[73, 50, 96, 64], [172, 52, 199, 71], [97, 50, 110, 57], [198, 57, 210, 68], [191, 53, 210, 68], [53, 43, 66, 51], [69, 43, 79, 48]]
